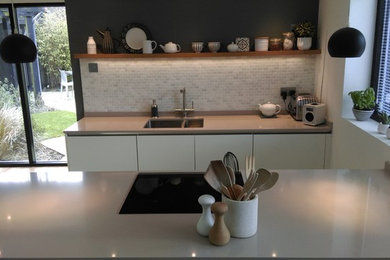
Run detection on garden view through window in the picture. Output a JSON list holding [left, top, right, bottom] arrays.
[[0, 5, 75, 164]]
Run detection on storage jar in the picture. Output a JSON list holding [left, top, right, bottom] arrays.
[[269, 38, 282, 51], [255, 37, 269, 51]]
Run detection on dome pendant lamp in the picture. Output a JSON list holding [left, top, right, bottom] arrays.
[[0, 1, 37, 63], [327, 27, 366, 58]]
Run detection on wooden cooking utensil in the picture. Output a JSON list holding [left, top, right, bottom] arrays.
[[249, 171, 279, 200], [211, 160, 233, 189], [204, 163, 222, 193]]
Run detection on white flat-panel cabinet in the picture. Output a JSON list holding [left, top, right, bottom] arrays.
[[195, 135, 252, 172], [254, 134, 327, 169], [66, 135, 138, 172], [137, 135, 195, 172]]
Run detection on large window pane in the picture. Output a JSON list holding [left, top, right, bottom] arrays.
[[16, 6, 76, 162], [0, 7, 28, 162]]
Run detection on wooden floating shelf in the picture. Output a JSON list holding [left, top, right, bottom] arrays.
[[74, 49, 321, 59]]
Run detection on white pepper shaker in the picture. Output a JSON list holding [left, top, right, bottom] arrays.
[[196, 194, 215, 236]]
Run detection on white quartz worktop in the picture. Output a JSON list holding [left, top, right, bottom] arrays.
[[0, 168, 389, 258], [64, 114, 332, 135]]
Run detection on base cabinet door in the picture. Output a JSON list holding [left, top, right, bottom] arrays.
[[254, 134, 326, 169], [66, 135, 138, 172], [137, 135, 195, 172], [195, 135, 252, 172]]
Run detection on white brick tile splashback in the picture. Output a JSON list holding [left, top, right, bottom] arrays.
[[80, 56, 316, 113]]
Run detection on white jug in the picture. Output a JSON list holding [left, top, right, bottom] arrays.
[[143, 40, 157, 54]]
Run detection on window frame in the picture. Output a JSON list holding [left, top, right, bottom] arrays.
[[0, 2, 68, 167], [371, 0, 388, 121]]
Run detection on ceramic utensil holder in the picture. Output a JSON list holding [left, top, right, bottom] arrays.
[[222, 195, 258, 238]]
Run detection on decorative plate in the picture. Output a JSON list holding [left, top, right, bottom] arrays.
[[121, 23, 152, 53]]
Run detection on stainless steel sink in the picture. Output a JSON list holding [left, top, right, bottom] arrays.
[[183, 118, 204, 128], [144, 119, 184, 128], [144, 118, 204, 128]]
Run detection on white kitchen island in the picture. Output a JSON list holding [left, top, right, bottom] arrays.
[[0, 168, 389, 258]]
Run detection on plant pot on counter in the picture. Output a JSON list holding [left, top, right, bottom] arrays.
[[352, 108, 374, 121]]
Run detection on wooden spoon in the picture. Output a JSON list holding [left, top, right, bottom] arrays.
[[204, 163, 222, 193], [237, 171, 258, 201], [243, 168, 271, 200], [226, 166, 239, 199], [249, 171, 279, 200], [226, 166, 236, 185], [211, 160, 233, 198]]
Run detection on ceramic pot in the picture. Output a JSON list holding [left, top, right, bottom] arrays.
[[387, 127, 390, 139], [227, 42, 239, 52], [297, 37, 312, 50], [222, 195, 258, 238], [378, 123, 389, 134], [352, 108, 374, 121]]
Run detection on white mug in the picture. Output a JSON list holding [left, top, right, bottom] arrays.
[[143, 40, 157, 54]]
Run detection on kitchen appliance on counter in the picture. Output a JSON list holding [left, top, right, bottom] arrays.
[[120, 173, 244, 214], [303, 102, 326, 126], [288, 93, 317, 121]]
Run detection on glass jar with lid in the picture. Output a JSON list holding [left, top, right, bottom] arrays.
[[282, 32, 295, 50], [269, 38, 282, 51]]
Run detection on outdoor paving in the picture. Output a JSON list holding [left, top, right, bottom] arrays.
[[40, 91, 75, 157], [41, 91, 76, 113]]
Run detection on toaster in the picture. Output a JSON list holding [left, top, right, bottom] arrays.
[[288, 94, 317, 121]]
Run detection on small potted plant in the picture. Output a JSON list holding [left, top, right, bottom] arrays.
[[293, 21, 315, 50], [378, 112, 390, 134], [348, 87, 376, 121]]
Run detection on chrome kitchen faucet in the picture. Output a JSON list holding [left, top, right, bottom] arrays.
[[175, 88, 194, 117]]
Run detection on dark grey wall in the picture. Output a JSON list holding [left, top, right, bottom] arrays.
[[65, 0, 319, 118]]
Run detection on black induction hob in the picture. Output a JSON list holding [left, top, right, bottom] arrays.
[[119, 173, 243, 214]]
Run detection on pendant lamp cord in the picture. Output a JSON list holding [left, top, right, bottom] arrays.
[[319, 30, 328, 103], [11, 0, 18, 34]]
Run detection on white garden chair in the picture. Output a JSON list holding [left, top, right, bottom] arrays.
[[59, 69, 73, 97]]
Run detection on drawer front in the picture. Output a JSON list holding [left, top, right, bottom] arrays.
[[254, 134, 326, 169], [66, 135, 138, 172], [137, 135, 195, 172], [195, 135, 252, 172]]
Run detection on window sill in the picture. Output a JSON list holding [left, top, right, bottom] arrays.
[[344, 117, 390, 147]]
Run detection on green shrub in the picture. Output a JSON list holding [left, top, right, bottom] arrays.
[[0, 106, 26, 160], [0, 78, 19, 108]]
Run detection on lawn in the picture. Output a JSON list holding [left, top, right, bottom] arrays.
[[32, 110, 76, 140]]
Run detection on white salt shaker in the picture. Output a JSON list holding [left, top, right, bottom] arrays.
[[196, 194, 215, 236], [87, 36, 97, 54]]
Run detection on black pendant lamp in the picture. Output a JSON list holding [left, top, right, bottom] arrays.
[[0, 1, 37, 63], [328, 27, 366, 58]]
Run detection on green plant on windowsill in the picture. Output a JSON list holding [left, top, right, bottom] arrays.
[[348, 87, 376, 121], [348, 87, 376, 110], [379, 112, 390, 124], [377, 111, 390, 134]]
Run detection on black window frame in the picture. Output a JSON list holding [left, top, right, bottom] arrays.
[[371, 0, 389, 121], [0, 2, 68, 168]]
